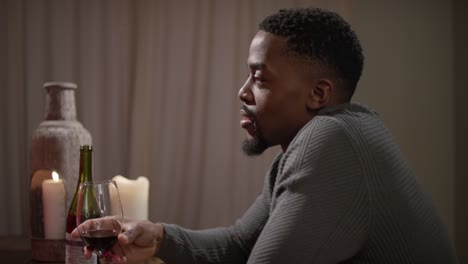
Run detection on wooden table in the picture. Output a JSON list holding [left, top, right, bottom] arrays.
[[0, 236, 164, 264], [0, 236, 43, 263]]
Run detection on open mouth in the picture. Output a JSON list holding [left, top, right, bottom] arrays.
[[240, 107, 256, 137]]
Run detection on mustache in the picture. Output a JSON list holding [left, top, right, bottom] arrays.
[[242, 104, 256, 121]]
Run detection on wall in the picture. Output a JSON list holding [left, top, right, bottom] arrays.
[[352, 0, 455, 238], [454, 0, 468, 261]]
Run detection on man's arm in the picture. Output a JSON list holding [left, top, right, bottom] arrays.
[[156, 154, 282, 264]]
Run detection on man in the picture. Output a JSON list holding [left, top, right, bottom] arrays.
[[73, 7, 457, 263]]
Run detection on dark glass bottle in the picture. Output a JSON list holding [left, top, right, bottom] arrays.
[[65, 145, 97, 264]]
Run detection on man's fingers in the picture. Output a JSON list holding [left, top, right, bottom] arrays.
[[70, 228, 79, 239], [100, 251, 126, 264], [110, 254, 127, 264], [119, 224, 141, 245], [84, 246, 94, 259]]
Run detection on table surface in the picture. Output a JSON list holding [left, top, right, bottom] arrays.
[[0, 236, 32, 263], [0, 249, 31, 263], [0, 236, 65, 263], [0, 236, 164, 264]]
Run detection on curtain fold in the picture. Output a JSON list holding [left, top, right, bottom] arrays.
[[0, 0, 278, 235], [2, 0, 28, 236], [2, 0, 351, 235]]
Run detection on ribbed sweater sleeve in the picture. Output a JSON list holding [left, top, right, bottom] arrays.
[[156, 155, 282, 264]]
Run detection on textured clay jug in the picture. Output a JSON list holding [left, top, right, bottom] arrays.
[[30, 82, 92, 262]]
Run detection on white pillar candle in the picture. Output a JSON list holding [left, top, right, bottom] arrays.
[[42, 171, 66, 240], [112, 175, 149, 220]]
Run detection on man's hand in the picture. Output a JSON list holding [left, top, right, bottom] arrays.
[[71, 217, 165, 264]]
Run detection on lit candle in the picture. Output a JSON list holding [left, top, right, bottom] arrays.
[[42, 171, 66, 239], [112, 175, 149, 220]]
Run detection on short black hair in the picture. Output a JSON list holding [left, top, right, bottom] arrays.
[[259, 7, 364, 97]]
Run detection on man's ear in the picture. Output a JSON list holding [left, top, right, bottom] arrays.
[[306, 78, 333, 110]]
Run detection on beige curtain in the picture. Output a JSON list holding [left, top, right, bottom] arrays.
[[2, 0, 456, 249], [1, 0, 350, 235]]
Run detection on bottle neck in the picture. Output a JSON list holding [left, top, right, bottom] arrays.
[[44, 85, 77, 121], [79, 146, 93, 183]]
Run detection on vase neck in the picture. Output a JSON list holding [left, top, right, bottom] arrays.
[[44, 82, 77, 121]]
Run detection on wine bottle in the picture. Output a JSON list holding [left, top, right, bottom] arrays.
[[65, 145, 98, 264]]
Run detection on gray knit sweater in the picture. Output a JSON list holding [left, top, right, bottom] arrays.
[[157, 103, 457, 263]]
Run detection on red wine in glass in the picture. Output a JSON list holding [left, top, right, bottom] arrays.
[[80, 229, 119, 254]]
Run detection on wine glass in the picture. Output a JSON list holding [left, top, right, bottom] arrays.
[[76, 180, 124, 259]]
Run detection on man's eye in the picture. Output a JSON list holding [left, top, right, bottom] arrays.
[[246, 73, 264, 83]]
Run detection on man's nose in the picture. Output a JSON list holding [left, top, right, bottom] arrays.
[[238, 80, 253, 104]]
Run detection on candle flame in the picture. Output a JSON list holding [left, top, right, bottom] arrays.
[[52, 171, 60, 182]]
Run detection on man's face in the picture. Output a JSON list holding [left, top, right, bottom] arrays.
[[239, 30, 315, 155]]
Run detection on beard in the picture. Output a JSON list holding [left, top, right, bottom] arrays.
[[242, 135, 269, 156], [241, 105, 269, 156]]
